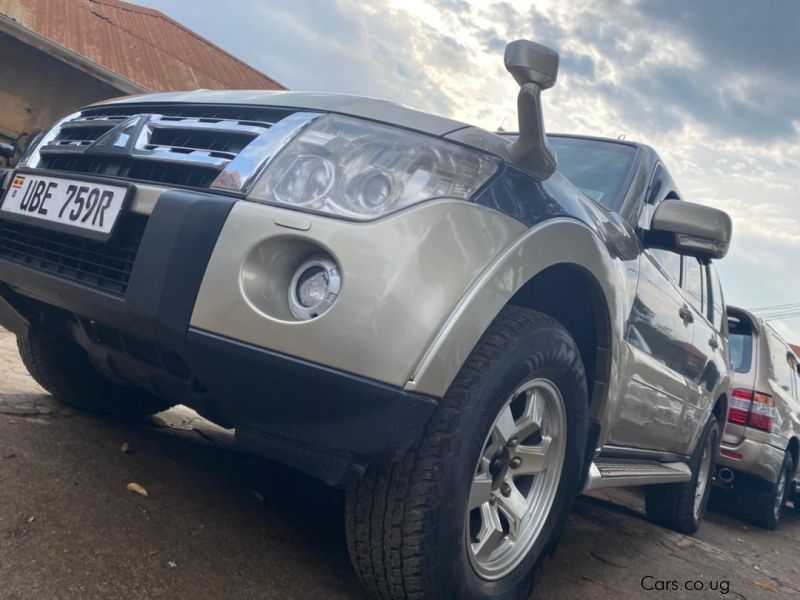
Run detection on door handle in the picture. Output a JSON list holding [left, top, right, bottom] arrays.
[[678, 305, 694, 324], [709, 337, 719, 350]]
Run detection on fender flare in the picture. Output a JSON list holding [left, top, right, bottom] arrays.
[[406, 218, 629, 427]]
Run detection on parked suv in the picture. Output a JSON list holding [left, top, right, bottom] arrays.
[[0, 41, 732, 599], [717, 306, 800, 529]]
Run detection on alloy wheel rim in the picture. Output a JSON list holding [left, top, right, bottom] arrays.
[[693, 434, 713, 520], [466, 378, 567, 580]]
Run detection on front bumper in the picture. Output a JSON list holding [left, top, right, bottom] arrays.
[[187, 329, 435, 487], [718, 435, 785, 484], [0, 187, 444, 487], [190, 198, 525, 392]]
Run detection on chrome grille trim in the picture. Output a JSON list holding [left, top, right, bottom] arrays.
[[211, 111, 322, 192], [24, 105, 322, 192]]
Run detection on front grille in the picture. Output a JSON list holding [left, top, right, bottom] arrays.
[[37, 104, 297, 190], [38, 155, 219, 189], [0, 214, 147, 296]]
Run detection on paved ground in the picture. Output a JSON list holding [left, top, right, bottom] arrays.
[[1, 328, 799, 599]]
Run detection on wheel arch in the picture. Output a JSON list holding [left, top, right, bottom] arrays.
[[712, 393, 729, 434], [408, 218, 627, 439], [507, 263, 613, 422]]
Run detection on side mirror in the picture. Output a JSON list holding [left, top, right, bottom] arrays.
[[645, 199, 732, 259]]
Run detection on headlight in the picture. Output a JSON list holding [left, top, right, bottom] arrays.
[[248, 115, 499, 220]]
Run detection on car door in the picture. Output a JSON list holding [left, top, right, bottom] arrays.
[[765, 329, 800, 446], [611, 245, 697, 452], [680, 259, 727, 454], [792, 362, 800, 485]]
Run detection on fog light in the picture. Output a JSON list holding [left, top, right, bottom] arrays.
[[288, 254, 341, 320]]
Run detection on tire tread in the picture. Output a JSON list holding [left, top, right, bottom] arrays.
[[346, 306, 586, 599], [17, 328, 169, 418], [645, 416, 719, 534]]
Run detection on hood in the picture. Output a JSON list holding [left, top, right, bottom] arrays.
[[92, 90, 474, 138]]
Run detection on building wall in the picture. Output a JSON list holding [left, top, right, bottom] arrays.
[[0, 31, 125, 145]]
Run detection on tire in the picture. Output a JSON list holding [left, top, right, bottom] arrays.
[[345, 306, 588, 600], [745, 453, 793, 530], [794, 478, 800, 514], [645, 415, 719, 535], [18, 327, 171, 419]]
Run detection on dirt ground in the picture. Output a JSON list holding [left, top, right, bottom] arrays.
[[1, 329, 798, 599]]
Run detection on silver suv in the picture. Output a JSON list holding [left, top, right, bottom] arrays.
[[717, 306, 800, 529], [0, 41, 733, 599]]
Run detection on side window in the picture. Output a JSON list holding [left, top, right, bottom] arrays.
[[728, 314, 754, 373], [709, 264, 725, 332], [767, 330, 793, 393], [649, 248, 681, 284], [682, 257, 705, 315]]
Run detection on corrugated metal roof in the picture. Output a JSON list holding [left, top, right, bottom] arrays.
[[0, 0, 286, 92]]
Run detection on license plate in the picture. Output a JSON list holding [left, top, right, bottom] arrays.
[[0, 172, 132, 241]]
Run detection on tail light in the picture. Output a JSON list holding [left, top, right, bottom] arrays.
[[728, 388, 775, 432], [728, 389, 751, 424]]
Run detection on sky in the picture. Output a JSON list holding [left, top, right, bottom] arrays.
[[134, 0, 800, 340]]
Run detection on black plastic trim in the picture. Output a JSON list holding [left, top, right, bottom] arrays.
[[124, 191, 236, 344], [0, 257, 126, 324], [185, 328, 437, 486], [598, 444, 689, 463], [0, 283, 32, 336], [0, 188, 236, 346]]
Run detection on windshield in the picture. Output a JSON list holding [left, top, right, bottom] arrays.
[[547, 136, 636, 211], [497, 133, 637, 210]]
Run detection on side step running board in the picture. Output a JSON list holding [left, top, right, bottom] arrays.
[[583, 458, 692, 492]]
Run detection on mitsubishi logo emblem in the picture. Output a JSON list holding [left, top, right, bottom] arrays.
[[85, 114, 155, 156]]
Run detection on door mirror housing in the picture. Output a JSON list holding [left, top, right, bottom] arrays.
[[645, 199, 732, 259]]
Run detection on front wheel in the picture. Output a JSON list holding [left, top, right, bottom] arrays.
[[18, 327, 171, 419], [645, 415, 719, 534], [345, 307, 588, 599]]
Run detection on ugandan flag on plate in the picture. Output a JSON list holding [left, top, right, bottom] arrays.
[[9, 175, 25, 198]]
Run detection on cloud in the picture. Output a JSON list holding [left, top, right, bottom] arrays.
[[130, 0, 800, 339], [560, 52, 595, 82], [636, 0, 800, 77], [427, 0, 472, 14]]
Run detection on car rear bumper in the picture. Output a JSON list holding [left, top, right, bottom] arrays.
[[718, 436, 785, 484], [0, 187, 437, 487]]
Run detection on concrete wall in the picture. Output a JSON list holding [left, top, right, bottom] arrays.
[[0, 30, 125, 147]]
